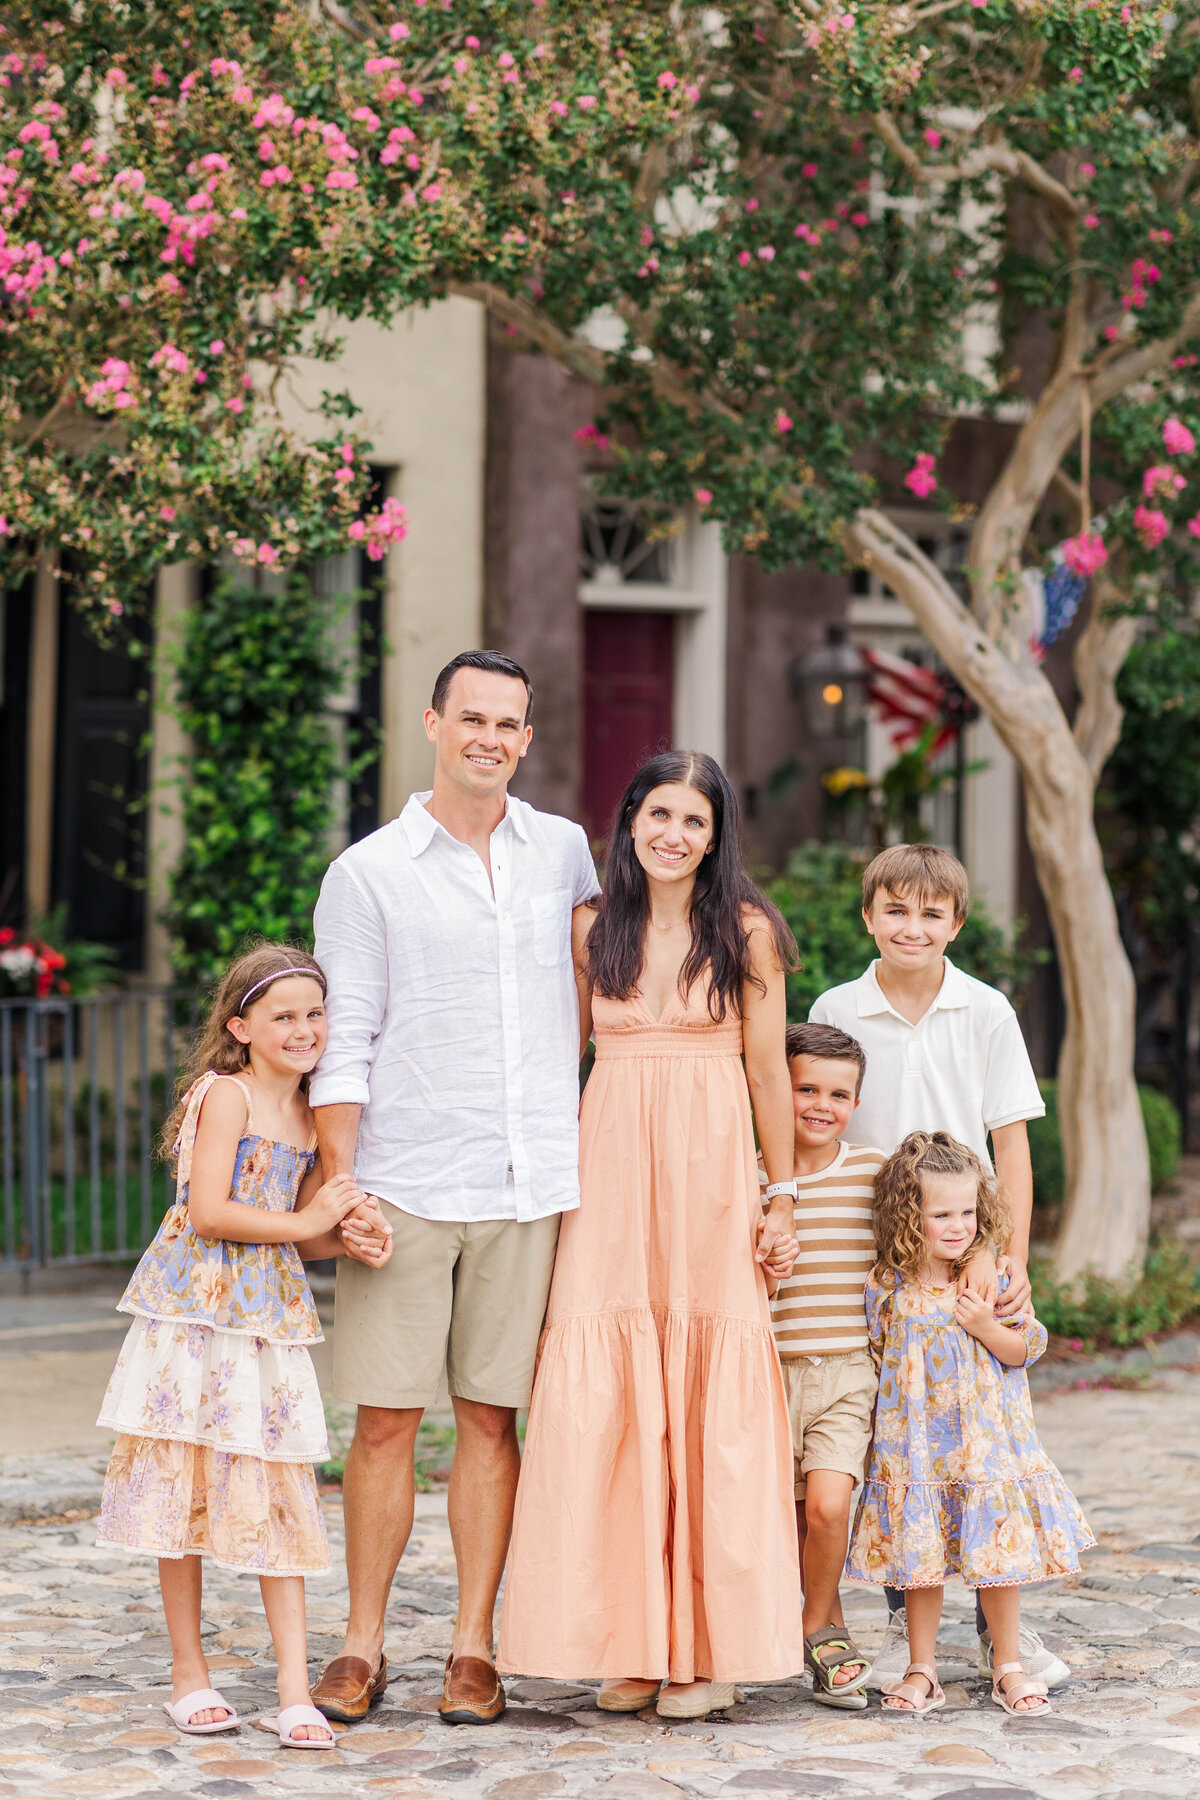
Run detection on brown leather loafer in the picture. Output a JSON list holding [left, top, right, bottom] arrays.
[[438, 1652, 506, 1724], [311, 1652, 388, 1723]]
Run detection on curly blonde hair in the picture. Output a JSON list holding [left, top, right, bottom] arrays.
[[159, 944, 327, 1161], [872, 1130, 1011, 1282]]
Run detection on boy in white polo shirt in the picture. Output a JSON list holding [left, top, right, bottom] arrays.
[[810, 842, 1068, 1693]]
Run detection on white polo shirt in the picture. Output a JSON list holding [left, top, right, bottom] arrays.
[[808, 957, 1044, 1166]]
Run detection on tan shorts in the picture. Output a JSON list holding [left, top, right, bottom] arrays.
[[779, 1347, 877, 1498], [332, 1207, 561, 1411]]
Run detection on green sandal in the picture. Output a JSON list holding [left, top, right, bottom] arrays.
[[804, 1626, 872, 1709]]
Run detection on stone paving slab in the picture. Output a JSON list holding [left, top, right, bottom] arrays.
[[4, 1377, 1200, 1799]]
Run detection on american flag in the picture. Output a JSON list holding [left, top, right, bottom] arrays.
[[859, 646, 954, 754]]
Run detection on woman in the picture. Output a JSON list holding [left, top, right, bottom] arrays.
[[499, 752, 806, 1719]]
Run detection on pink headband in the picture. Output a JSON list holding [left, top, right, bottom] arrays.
[[238, 967, 322, 1011]]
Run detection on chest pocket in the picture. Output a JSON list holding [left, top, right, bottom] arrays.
[[530, 890, 572, 967]]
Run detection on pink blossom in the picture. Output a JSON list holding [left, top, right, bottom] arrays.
[[350, 495, 408, 560], [1061, 532, 1107, 578], [1104, 324, 1120, 341], [453, 56, 469, 73], [352, 106, 381, 131], [498, 51, 515, 68], [775, 409, 793, 434], [1133, 504, 1169, 548], [209, 339, 225, 355], [1163, 417, 1196, 457], [160, 504, 177, 521], [577, 94, 597, 110], [548, 100, 568, 117], [695, 488, 713, 506], [745, 197, 759, 212], [389, 21, 410, 39], [905, 452, 938, 499], [801, 162, 817, 178], [466, 35, 480, 48], [326, 169, 358, 190], [850, 211, 868, 228], [226, 396, 244, 413], [1079, 161, 1095, 178], [573, 423, 609, 450], [1067, 66, 1083, 84], [658, 71, 677, 90], [1187, 514, 1200, 540], [105, 68, 128, 89], [422, 182, 442, 201], [233, 85, 253, 104], [758, 245, 775, 262], [1143, 464, 1185, 500], [1083, 214, 1100, 229], [923, 128, 941, 149], [737, 249, 751, 267], [256, 543, 279, 566]]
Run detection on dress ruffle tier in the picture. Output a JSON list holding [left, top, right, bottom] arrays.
[[500, 999, 805, 1685], [96, 1073, 330, 1576]]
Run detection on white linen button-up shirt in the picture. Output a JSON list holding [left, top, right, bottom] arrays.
[[309, 792, 599, 1223], [809, 957, 1044, 1166]]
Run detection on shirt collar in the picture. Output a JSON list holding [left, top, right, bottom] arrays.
[[856, 956, 968, 1019], [398, 791, 528, 856]]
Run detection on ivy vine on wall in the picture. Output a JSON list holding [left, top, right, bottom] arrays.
[[164, 570, 373, 989]]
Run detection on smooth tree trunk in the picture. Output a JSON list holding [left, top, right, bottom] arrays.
[[846, 510, 1150, 1284]]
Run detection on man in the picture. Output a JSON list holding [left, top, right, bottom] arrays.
[[309, 650, 599, 1728]]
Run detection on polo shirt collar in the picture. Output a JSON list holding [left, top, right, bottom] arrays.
[[398, 790, 527, 856], [856, 956, 969, 1019]]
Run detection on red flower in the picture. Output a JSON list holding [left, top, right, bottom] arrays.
[[0, 927, 13, 945]]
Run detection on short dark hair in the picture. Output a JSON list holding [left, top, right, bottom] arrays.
[[785, 1022, 867, 1096], [431, 650, 533, 724]]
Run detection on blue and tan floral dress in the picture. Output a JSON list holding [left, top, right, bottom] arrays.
[[96, 1072, 331, 1576], [845, 1271, 1093, 1590]]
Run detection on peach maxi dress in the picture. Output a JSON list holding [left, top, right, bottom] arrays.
[[499, 982, 805, 1684]]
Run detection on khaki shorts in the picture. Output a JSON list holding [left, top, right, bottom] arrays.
[[780, 1347, 877, 1498], [332, 1207, 561, 1411]]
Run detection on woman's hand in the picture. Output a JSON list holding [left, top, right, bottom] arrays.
[[756, 1218, 799, 1278], [340, 1198, 395, 1268]]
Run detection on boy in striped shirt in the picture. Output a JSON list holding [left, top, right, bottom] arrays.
[[763, 1022, 884, 1708]]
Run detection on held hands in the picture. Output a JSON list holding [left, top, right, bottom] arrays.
[[756, 1215, 800, 1279], [339, 1197, 395, 1269], [304, 1172, 369, 1238]]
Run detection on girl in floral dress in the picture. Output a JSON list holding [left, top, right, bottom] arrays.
[[96, 946, 392, 1746], [846, 1131, 1093, 1719]]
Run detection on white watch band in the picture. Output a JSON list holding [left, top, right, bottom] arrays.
[[764, 1180, 798, 1202]]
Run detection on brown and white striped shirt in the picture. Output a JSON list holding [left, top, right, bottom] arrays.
[[763, 1142, 885, 1358]]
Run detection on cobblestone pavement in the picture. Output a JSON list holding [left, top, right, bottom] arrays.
[[3, 1372, 1200, 1800]]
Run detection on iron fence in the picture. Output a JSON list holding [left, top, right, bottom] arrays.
[[1, 990, 198, 1272]]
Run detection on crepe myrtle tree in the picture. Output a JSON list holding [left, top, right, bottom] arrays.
[[4, 0, 1199, 1278]]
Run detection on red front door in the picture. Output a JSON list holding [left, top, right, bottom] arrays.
[[582, 609, 674, 840]]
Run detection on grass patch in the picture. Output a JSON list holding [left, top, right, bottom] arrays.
[[1031, 1238, 1200, 1352]]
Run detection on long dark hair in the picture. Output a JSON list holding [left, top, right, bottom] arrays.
[[586, 751, 799, 1022]]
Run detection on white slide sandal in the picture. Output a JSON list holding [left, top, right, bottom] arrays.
[[162, 1688, 239, 1734], [257, 1703, 338, 1747]]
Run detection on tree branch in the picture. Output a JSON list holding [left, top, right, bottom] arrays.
[[1072, 574, 1137, 783], [871, 110, 1078, 222]]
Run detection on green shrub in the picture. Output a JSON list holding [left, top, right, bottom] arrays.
[[762, 840, 1038, 1022], [1030, 1078, 1181, 1205], [164, 570, 373, 989], [1031, 1239, 1200, 1350]]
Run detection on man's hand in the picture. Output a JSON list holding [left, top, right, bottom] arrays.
[[339, 1198, 394, 1269], [994, 1253, 1031, 1317]]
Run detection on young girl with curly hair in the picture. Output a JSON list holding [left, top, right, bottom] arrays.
[[845, 1131, 1092, 1719], [95, 946, 392, 1747]]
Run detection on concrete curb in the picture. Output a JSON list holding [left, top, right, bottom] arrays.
[[0, 1453, 109, 1524], [1030, 1330, 1200, 1394]]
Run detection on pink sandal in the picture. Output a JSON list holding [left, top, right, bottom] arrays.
[[881, 1661, 945, 1716], [991, 1661, 1051, 1717]]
